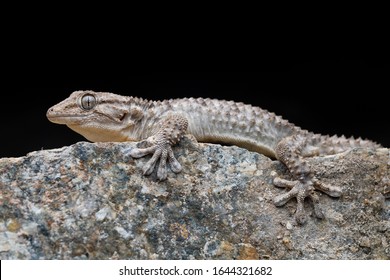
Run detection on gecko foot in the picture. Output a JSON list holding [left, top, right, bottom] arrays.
[[128, 114, 188, 180], [129, 140, 182, 180], [273, 176, 342, 224]]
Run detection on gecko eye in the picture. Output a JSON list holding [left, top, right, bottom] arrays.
[[80, 94, 96, 110]]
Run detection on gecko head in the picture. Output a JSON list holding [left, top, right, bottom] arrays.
[[47, 90, 144, 142]]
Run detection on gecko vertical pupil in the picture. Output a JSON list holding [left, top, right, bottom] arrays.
[[80, 94, 96, 110]]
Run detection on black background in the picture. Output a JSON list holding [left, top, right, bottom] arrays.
[[2, 60, 388, 158]]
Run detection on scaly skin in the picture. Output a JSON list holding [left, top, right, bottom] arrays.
[[47, 90, 382, 224]]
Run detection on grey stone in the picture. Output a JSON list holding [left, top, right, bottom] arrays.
[[0, 136, 389, 259]]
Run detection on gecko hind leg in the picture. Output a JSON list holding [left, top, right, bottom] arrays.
[[273, 135, 342, 224]]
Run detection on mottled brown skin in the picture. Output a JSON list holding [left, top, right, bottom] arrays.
[[47, 90, 382, 224]]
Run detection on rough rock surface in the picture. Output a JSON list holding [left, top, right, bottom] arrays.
[[0, 136, 389, 259]]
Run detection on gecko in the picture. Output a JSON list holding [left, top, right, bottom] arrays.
[[46, 90, 383, 224]]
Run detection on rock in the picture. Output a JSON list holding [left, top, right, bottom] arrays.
[[0, 136, 389, 259]]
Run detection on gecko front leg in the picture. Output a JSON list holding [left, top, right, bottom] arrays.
[[273, 135, 342, 224], [129, 114, 188, 180]]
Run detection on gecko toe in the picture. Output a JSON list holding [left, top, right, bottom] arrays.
[[273, 177, 298, 189], [312, 178, 342, 197], [294, 209, 307, 225], [142, 149, 161, 175], [273, 186, 299, 206], [157, 168, 168, 180], [310, 191, 325, 219], [168, 149, 182, 173], [143, 160, 157, 176], [130, 146, 156, 158], [156, 150, 168, 180]]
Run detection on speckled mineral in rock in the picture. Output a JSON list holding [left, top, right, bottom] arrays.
[[0, 137, 389, 259]]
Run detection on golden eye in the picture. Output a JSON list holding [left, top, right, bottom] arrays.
[[80, 94, 96, 110]]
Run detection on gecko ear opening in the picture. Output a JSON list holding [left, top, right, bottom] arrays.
[[96, 104, 130, 123], [129, 107, 144, 122], [96, 105, 144, 123]]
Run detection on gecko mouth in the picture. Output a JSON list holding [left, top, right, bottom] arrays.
[[46, 111, 90, 124], [46, 107, 95, 124]]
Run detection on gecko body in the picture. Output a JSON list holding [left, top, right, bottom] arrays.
[[47, 90, 382, 224]]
